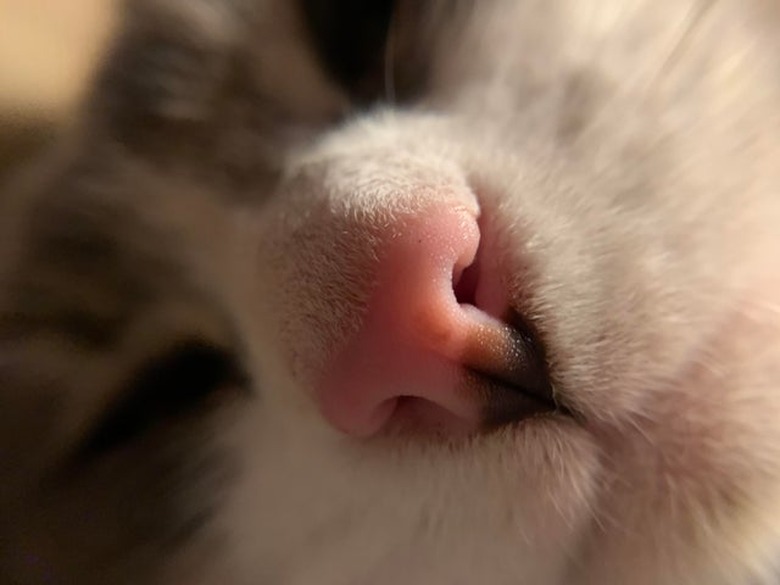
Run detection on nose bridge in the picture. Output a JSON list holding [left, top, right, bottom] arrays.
[[290, 112, 478, 208]]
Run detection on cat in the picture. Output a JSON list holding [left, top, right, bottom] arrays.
[[1, 0, 780, 583]]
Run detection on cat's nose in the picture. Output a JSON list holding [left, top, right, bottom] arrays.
[[316, 200, 556, 438]]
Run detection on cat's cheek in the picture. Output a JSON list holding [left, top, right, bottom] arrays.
[[577, 284, 780, 584]]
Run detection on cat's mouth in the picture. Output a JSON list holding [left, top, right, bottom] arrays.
[[465, 319, 564, 429], [452, 216, 566, 428]]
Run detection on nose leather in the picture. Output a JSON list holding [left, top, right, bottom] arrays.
[[316, 200, 524, 437]]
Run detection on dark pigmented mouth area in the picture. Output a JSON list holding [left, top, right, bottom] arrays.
[[475, 312, 569, 429], [452, 216, 569, 429]]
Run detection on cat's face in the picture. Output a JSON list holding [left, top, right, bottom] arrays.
[[2, 0, 780, 583]]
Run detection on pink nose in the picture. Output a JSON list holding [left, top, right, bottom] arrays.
[[316, 202, 554, 438]]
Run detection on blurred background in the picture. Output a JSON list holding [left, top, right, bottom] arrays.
[[0, 0, 116, 179]]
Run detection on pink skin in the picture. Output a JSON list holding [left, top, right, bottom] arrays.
[[317, 202, 522, 437]]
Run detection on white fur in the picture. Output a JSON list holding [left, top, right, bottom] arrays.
[[3, 1, 780, 583]]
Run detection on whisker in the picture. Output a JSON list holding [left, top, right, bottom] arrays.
[[643, 0, 717, 95], [567, 0, 718, 153]]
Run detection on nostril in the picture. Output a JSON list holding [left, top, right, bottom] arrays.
[[452, 214, 485, 309], [453, 257, 480, 306], [452, 214, 507, 321]]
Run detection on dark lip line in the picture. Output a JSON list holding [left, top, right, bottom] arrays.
[[502, 310, 582, 422], [464, 189, 577, 428], [465, 363, 575, 432], [460, 211, 564, 423]]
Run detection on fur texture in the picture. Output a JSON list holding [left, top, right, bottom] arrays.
[[1, 0, 780, 583]]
